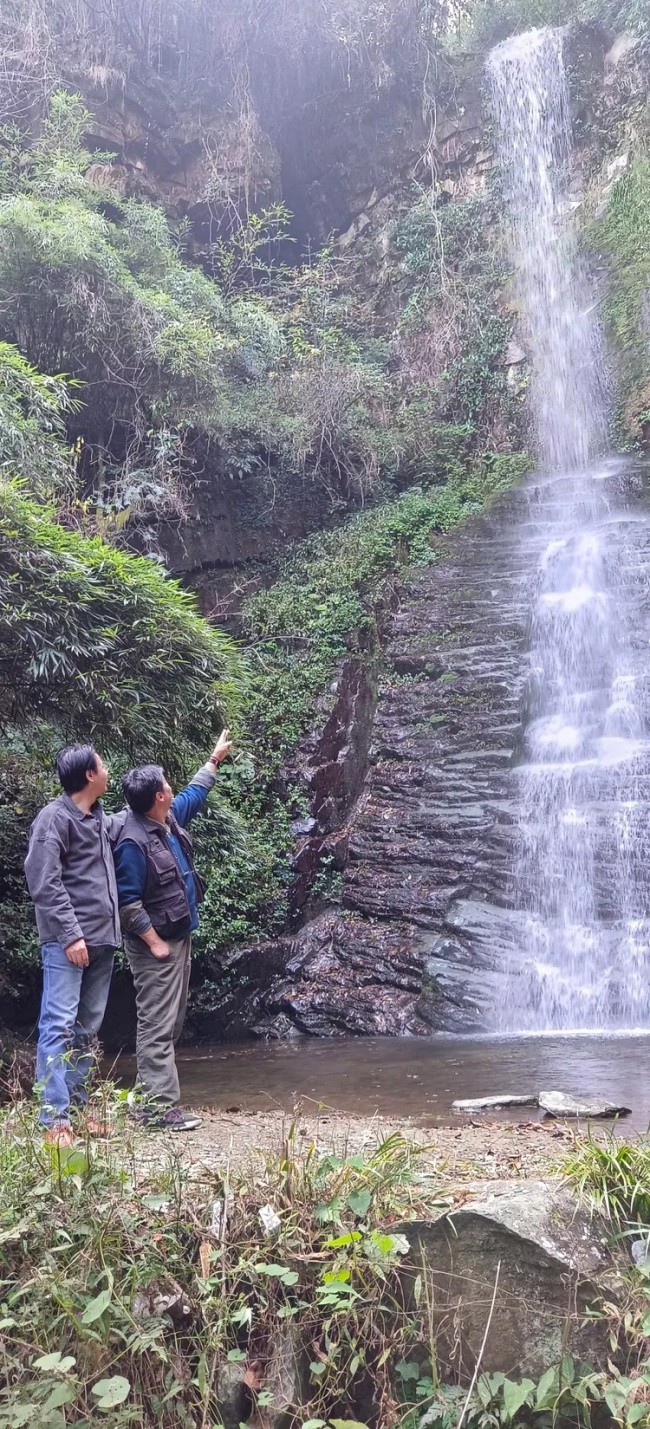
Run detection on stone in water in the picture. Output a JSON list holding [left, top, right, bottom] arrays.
[[539, 1090, 631, 1119], [453, 1094, 538, 1112]]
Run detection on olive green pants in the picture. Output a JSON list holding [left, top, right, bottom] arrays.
[[125, 934, 191, 1106]]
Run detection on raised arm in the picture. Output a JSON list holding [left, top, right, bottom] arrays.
[[171, 730, 233, 829]]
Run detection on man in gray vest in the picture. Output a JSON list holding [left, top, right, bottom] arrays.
[[113, 731, 232, 1131]]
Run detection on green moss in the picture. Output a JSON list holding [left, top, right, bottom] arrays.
[[592, 157, 650, 445], [243, 485, 477, 773]]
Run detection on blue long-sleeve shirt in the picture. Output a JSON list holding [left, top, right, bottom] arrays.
[[114, 766, 215, 938]]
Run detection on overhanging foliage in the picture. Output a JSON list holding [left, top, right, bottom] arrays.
[[0, 481, 242, 756]]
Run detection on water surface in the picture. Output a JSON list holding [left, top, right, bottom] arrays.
[[115, 1032, 650, 1132]]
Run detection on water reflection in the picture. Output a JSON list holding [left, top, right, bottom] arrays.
[[113, 1032, 650, 1132]]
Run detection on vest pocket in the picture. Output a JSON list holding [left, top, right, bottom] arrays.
[[148, 847, 178, 883]]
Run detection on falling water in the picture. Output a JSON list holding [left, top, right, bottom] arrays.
[[487, 29, 650, 1030]]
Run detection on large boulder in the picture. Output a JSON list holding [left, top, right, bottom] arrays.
[[397, 1181, 620, 1381]]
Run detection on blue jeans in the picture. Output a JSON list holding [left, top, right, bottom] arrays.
[[35, 942, 116, 1126]]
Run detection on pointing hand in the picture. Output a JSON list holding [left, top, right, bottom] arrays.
[[210, 729, 233, 765]]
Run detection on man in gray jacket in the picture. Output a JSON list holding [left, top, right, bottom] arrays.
[[25, 744, 121, 1145]]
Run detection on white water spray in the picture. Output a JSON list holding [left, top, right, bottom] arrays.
[[487, 29, 650, 1030]]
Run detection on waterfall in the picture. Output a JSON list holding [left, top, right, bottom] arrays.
[[487, 29, 650, 1030]]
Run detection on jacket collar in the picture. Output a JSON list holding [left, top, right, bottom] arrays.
[[61, 793, 103, 822], [136, 811, 171, 836]]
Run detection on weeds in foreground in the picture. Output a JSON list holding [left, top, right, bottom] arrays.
[[562, 1135, 650, 1231], [0, 1100, 446, 1428], [2, 1099, 650, 1427]]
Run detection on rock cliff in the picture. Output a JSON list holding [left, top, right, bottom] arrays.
[[195, 490, 530, 1039]]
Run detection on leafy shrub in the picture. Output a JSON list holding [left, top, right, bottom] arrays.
[[192, 789, 292, 958], [0, 480, 245, 995], [393, 193, 522, 449], [0, 481, 241, 755], [0, 738, 60, 1005], [0, 344, 77, 495], [0, 96, 234, 512]]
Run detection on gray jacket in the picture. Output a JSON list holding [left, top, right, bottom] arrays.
[[24, 795, 122, 950]]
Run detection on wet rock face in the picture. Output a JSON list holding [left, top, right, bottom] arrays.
[[75, 42, 483, 249], [197, 494, 531, 1041], [287, 659, 378, 917], [304, 659, 377, 836], [335, 494, 530, 1033], [195, 909, 429, 1041]]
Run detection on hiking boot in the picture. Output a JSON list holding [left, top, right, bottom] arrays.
[[132, 1105, 202, 1132], [43, 1121, 75, 1148], [157, 1107, 202, 1132]]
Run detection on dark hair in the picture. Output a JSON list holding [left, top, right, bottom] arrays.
[[122, 764, 165, 816], [56, 744, 99, 794]]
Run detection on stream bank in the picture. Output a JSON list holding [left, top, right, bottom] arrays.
[[129, 1105, 573, 1185]]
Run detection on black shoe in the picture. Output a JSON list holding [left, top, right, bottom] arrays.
[[159, 1107, 202, 1132], [130, 1104, 202, 1132], [141, 1106, 202, 1132]]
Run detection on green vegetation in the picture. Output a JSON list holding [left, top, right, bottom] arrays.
[[192, 788, 292, 962], [559, 1133, 650, 1422], [467, 0, 650, 47], [0, 477, 243, 1001], [0, 345, 78, 496], [563, 1132, 650, 1230], [1, 89, 485, 523], [392, 194, 521, 448], [2, 1101, 650, 1428], [0, 483, 239, 750], [0, 304, 247, 999], [0, 1, 534, 1007], [0, 90, 392, 521], [0, 1104, 445, 1428], [592, 158, 650, 447]]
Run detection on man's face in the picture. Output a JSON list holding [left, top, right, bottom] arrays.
[[88, 754, 109, 800], [155, 777, 174, 819]]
